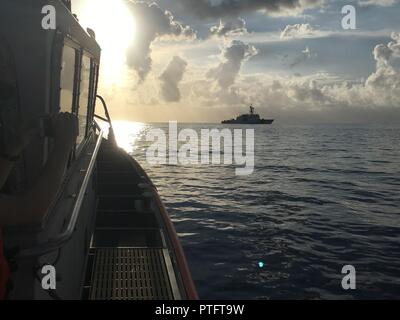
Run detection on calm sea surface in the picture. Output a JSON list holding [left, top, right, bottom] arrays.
[[112, 122, 400, 299]]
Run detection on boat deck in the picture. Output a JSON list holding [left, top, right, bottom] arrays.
[[88, 248, 174, 300], [83, 140, 180, 300]]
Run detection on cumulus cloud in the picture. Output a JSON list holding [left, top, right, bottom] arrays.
[[189, 32, 400, 118], [159, 56, 188, 102], [210, 17, 248, 37], [120, 30, 400, 123], [270, 33, 400, 109], [174, 0, 325, 18], [280, 23, 316, 39], [126, 1, 195, 81], [365, 32, 400, 98], [278, 32, 400, 108], [207, 40, 258, 89]]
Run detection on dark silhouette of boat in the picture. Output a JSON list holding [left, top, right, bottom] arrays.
[[222, 106, 274, 124], [0, 0, 197, 300]]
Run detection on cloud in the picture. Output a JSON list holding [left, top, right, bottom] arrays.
[[365, 32, 400, 100], [269, 33, 400, 109], [173, 0, 325, 18], [109, 30, 400, 123], [207, 40, 258, 89], [276, 32, 400, 109], [358, 0, 399, 6], [210, 17, 248, 37], [280, 23, 316, 39], [159, 56, 188, 102], [126, 1, 196, 81], [187, 32, 400, 119]]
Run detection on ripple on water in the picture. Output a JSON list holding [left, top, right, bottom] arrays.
[[122, 123, 400, 299]]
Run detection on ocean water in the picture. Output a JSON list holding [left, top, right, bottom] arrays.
[[113, 122, 400, 299]]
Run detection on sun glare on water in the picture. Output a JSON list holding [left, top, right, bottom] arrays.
[[97, 121, 146, 153], [78, 0, 136, 85]]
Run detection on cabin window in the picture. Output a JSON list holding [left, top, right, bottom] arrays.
[[60, 46, 76, 113], [87, 62, 98, 126], [76, 54, 91, 146]]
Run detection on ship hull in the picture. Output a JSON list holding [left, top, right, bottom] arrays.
[[222, 119, 274, 124]]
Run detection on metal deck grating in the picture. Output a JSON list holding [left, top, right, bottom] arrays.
[[89, 248, 174, 300]]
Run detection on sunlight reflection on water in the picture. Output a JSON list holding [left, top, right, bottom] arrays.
[[112, 121, 147, 153]]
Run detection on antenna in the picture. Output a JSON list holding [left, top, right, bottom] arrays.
[[250, 105, 254, 115]]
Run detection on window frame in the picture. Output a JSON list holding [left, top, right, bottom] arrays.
[[76, 52, 91, 149], [62, 38, 81, 115], [56, 37, 99, 157], [59, 44, 78, 114]]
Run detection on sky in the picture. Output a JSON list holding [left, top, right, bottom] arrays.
[[73, 0, 400, 123]]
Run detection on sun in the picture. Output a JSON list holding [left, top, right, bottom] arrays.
[[78, 0, 136, 85]]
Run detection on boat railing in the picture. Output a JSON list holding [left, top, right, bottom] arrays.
[[18, 95, 114, 257], [94, 95, 116, 144], [17, 127, 104, 258]]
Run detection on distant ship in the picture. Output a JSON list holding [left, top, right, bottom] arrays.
[[222, 105, 274, 124]]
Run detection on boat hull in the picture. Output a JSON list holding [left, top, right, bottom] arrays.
[[86, 138, 198, 300], [221, 119, 274, 124]]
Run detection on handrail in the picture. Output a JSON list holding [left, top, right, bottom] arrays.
[[18, 129, 104, 258], [95, 95, 116, 144], [93, 114, 109, 123]]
